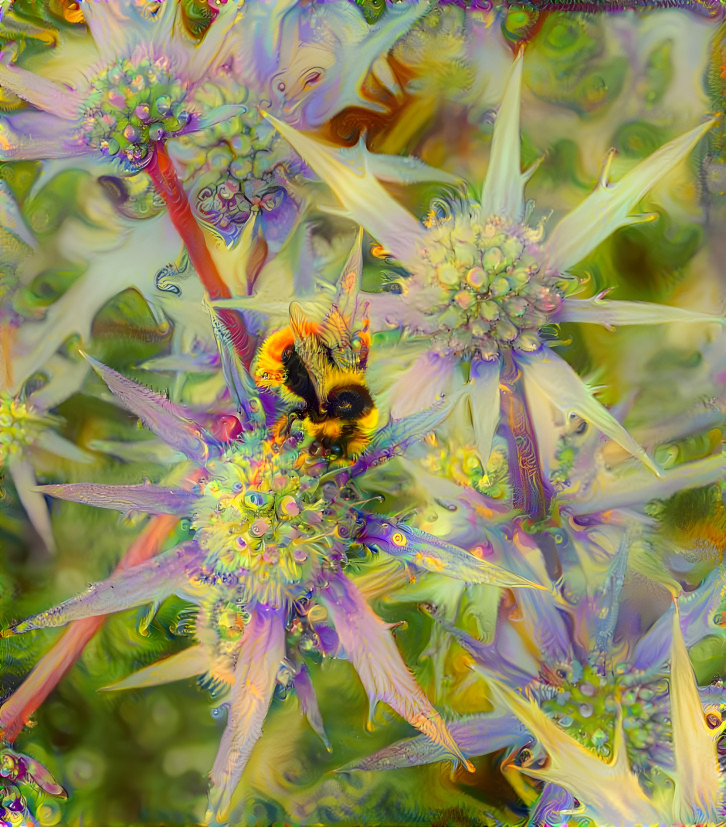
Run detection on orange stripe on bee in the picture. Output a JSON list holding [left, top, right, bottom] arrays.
[[314, 420, 343, 439], [255, 327, 295, 386], [288, 312, 321, 341]]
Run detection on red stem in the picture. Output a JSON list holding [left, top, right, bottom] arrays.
[[500, 354, 549, 523], [146, 145, 255, 368], [146, 145, 228, 299], [1, 462, 210, 740]]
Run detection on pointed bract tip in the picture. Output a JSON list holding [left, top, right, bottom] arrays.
[[260, 109, 287, 133], [333, 760, 363, 774], [83, 352, 106, 373], [641, 452, 665, 478], [599, 148, 617, 188], [705, 113, 721, 129]]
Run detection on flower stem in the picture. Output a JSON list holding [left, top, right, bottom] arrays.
[[500, 354, 550, 522], [146, 145, 255, 367], [0, 320, 14, 392]]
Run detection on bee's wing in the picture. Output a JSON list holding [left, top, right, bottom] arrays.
[[319, 230, 371, 372], [335, 229, 364, 323], [289, 301, 328, 402], [318, 305, 356, 372]]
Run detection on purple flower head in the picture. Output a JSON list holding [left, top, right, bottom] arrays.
[[1, 295, 546, 824], [0, 745, 66, 827], [0, 0, 246, 172], [351, 539, 726, 825], [265, 50, 724, 518]]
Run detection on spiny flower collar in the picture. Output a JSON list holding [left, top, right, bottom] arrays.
[[0, 0, 246, 171], [349, 547, 726, 826], [264, 51, 723, 484], [3, 309, 542, 825]]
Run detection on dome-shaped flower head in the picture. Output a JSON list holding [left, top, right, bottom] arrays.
[[0, 0, 245, 172], [263, 52, 723, 518], [1, 291, 541, 824], [171, 0, 441, 249], [349, 546, 726, 825], [0, 0, 261, 359]]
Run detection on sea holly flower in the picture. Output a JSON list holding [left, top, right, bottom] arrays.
[[0, 383, 90, 553], [0, 0, 257, 343], [0, 0, 243, 171], [1, 303, 542, 825], [0, 744, 66, 827], [483, 602, 725, 826], [348, 541, 726, 825], [264, 51, 723, 518], [175, 0, 455, 251], [0, 1, 437, 361]]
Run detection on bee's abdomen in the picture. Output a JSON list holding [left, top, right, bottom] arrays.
[[326, 384, 374, 420]]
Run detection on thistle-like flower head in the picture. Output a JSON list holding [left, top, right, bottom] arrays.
[[351, 543, 726, 826], [0, 388, 90, 553], [410, 210, 556, 359], [2, 294, 544, 824], [187, 421, 367, 609], [168, 0, 433, 246], [0, 0, 245, 171], [77, 51, 198, 168], [265, 51, 723, 484]]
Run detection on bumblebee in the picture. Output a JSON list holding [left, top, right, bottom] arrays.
[[255, 268, 378, 457]]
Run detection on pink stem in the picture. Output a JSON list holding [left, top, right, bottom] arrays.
[[146, 145, 255, 368], [500, 354, 549, 522]]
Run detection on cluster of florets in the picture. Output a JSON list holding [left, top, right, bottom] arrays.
[[191, 427, 364, 607], [0, 395, 44, 465], [539, 664, 671, 773], [177, 86, 298, 245], [391, 3, 474, 97], [410, 209, 563, 359], [79, 55, 192, 170], [420, 440, 510, 499]]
